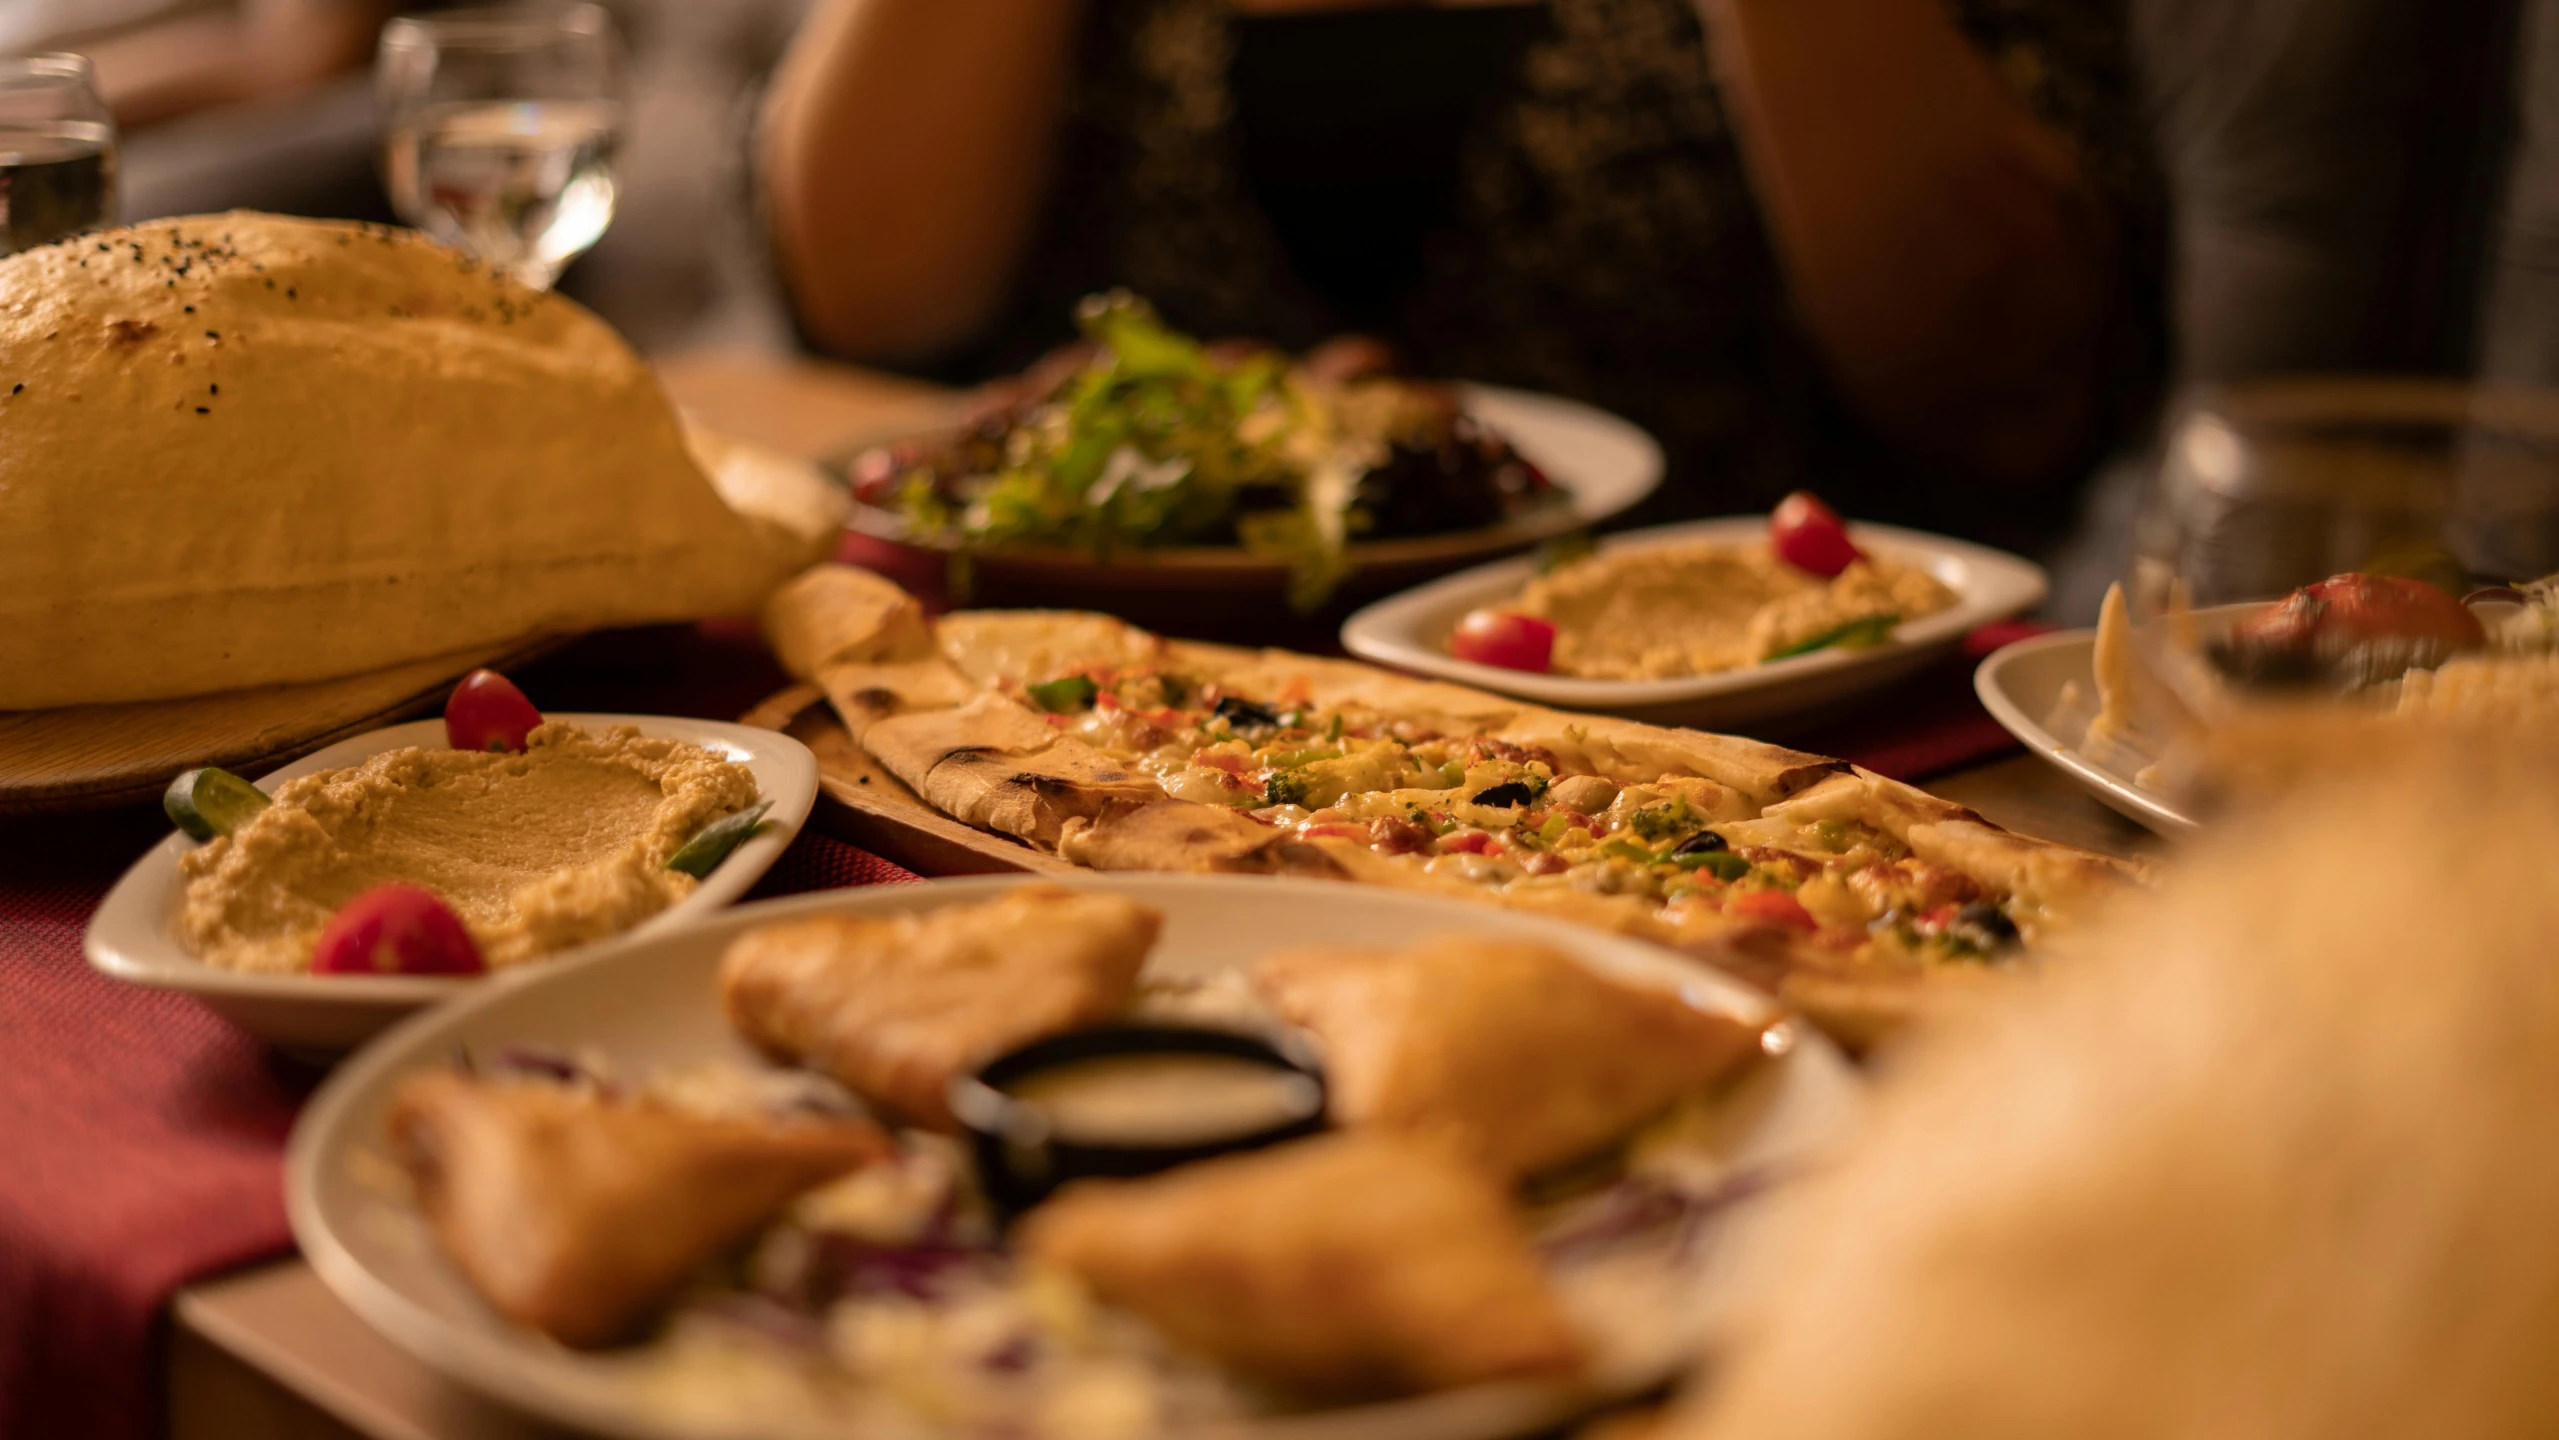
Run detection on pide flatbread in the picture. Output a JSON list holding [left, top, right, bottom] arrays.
[[763, 565, 2138, 1041], [0, 213, 828, 710]]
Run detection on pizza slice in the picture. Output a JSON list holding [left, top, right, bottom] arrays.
[[1251, 937, 1766, 1179], [388, 1070, 891, 1347], [719, 884, 1160, 1128], [762, 566, 2138, 1045]]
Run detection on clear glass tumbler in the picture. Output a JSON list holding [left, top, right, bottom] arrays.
[[0, 54, 117, 256], [376, 3, 627, 290]]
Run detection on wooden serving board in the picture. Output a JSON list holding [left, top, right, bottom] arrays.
[[740, 684, 1074, 877], [0, 636, 564, 816]]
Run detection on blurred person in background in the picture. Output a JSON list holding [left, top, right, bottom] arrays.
[[759, 0, 2166, 553], [9, 0, 819, 353], [13, 0, 390, 129]]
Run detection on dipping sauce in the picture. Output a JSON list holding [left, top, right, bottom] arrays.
[[1005, 1052, 1322, 1147]]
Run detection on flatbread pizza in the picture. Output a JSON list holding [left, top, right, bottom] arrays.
[[763, 565, 2136, 1043]]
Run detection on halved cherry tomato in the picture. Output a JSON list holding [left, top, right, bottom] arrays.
[[311, 883, 486, 977], [1724, 889, 1819, 932], [444, 669, 543, 753], [1769, 491, 1863, 578], [1448, 610, 1556, 672]]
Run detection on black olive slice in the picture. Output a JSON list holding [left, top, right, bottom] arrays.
[[1213, 695, 1283, 730], [1470, 781, 1534, 808], [1672, 830, 1730, 855]]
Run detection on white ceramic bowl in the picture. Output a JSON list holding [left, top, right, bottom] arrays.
[[290, 874, 1862, 1440], [83, 715, 819, 1051], [1339, 517, 2047, 729]]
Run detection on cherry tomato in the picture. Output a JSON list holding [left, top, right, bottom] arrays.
[[1448, 610, 1556, 672], [445, 669, 543, 753], [310, 883, 486, 977], [1769, 491, 1863, 578], [1723, 889, 1819, 932]]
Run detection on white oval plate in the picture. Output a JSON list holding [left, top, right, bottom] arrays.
[[845, 384, 1664, 572], [1972, 630, 2199, 836], [1340, 517, 2047, 729], [83, 715, 820, 1052], [289, 875, 1861, 1440]]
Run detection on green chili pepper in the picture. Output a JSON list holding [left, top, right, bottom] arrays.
[[667, 801, 774, 878]]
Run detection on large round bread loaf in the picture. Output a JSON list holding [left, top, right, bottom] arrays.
[[0, 212, 807, 710]]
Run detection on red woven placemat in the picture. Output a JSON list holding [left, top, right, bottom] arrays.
[[0, 823, 915, 1440], [1806, 620, 2050, 781]]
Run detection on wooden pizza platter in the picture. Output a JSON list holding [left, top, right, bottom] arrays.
[[0, 635, 565, 816], [739, 684, 1074, 877]]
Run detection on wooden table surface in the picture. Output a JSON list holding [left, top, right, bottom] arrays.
[[163, 348, 2163, 1440]]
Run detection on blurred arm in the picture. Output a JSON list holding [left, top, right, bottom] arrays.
[[1700, 0, 2115, 483], [88, 0, 391, 129], [760, 0, 1087, 363]]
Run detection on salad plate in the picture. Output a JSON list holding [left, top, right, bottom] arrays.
[[1340, 517, 2046, 729], [847, 383, 1660, 611], [83, 714, 819, 1052], [290, 875, 1861, 1440]]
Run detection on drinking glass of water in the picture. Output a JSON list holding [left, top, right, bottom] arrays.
[[376, 3, 626, 290], [0, 54, 117, 256]]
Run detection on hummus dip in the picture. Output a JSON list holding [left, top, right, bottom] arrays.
[[179, 723, 760, 973], [1511, 541, 1958, 680]]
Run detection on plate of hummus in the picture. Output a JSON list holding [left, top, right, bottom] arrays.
[[288, 875, 1861, 1440], [84, 712, 819, 1051], [1340, 501, 2046, 729]]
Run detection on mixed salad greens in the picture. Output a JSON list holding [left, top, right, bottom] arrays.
[[851, 293, 1557, 609]]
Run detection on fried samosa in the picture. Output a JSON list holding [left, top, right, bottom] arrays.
[[1252, 938, 1762, 1179], [719, 885, 1160, 1129], [1018, 1133, 1584, 1396], [387, 1070, 889, 1348]]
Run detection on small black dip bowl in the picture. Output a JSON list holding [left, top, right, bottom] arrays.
[[949, 1025, 1328, 1219]]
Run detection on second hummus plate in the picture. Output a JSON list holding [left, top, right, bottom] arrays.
[[82, 714, 820, 1052], [1340, 517, 2047, 729]]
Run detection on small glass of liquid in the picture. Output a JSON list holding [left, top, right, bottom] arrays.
[[0, 54, 118, 257], [376, 3, 626, 290]]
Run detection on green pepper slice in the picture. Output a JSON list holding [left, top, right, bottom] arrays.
[[1769, 614, 1901, 660], [1025, 676, 1100, 713]]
